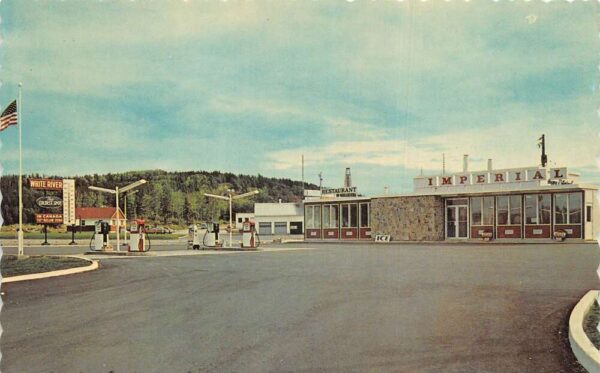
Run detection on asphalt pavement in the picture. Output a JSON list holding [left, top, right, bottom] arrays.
[[1, 243, 598, 372]]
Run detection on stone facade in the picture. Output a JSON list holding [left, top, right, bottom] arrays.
[[371, 195, 444, 241]]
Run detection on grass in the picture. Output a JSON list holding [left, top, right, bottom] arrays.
[[1, 255, 91, 277], [583, 301, 600, 349], [0, 232, 183, 240]]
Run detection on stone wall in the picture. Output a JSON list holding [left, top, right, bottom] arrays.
[[371, 195, 444, 241]]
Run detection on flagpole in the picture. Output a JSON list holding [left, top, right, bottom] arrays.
[[17, 82, 23, 256]]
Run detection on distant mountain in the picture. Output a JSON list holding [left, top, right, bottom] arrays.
[[1, 170, 316, 225]]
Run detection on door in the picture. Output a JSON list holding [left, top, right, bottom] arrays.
[[447, 205, 468, 239]]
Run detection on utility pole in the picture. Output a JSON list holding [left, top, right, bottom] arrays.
[[538, 134, 547, 167], [318, 172, 323, 190]]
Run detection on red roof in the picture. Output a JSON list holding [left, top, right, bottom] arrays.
[[76, 207, 124, 220]]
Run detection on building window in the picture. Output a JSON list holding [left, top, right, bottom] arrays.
[[555, 192, 582, 224], [471, 196, 494, 226], [341, 204, 358, 228], [323, 205, 330, 228], [360, 203, 369, 228], [305, 205, 322, 229], [238, 218, 242, 223], [497, 195, 522, 225], [322, 204, 340, 229], [587, 205, 592, 223], [525, 194, 551, 225]]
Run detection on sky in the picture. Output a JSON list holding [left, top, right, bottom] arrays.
[[0, 1, 598, 195]]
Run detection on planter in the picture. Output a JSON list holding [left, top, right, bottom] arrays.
[[480, 232, 493, 241], [553, 230, 567, 241]]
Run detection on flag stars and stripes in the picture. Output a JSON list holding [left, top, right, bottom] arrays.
[[0, 99, 18, 132]]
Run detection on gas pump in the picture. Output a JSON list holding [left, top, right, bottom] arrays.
[[188, 224, 202, 250], [129, 219, 151, 252], [203, 222, 221, 248], [241, 221, 260, 249], [90, 220, 112, 251]]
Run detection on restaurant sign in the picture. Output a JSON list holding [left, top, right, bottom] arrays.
[[322, 186, 358, 197], [35, 213, 64, 224], [30, 178, 63, 191], [36, 196, 63, 209]]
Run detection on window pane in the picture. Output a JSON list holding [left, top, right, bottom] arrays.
[[306, 206, 314, 229], [554, 194, 567, 224], [447, 198, 468, 206], [471, 197, 482, 225], [525, 195, 537, 224], [360, 203, 369, 228], [342, 205, 349, 227], [510, 195, 522, 225], [350, 204, 358, 227], [497, 196, 508, 225], [482, 197, 494, 225], [539, 194, 551, 224], [331, 205, 339, 228], [314, 206, 321, 228], [587, 205, 592, 223], [323, 206, 330, 228], [569, 193, 582, 224]]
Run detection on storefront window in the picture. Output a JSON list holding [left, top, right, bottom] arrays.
[[360, 203, 369, 228], [497, 196, 509, 225], [350, 204, 358, 227], [525, 194, 551, 224], [471, 197, 482, 225], [314, 205, 321, 228], [342, 204, 350, 228], [305, 206, 314, 229], [555, 192, 582, 224], [554, 194, 568, 224], [509, 195, 522, 225], [323, 205, 330, 228], [471, 197, 494, 225], [331, 205, 339, 228]]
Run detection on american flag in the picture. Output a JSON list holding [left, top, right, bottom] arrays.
[[0, 100, 17, 132]]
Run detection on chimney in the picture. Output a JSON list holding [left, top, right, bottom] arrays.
[[344, 167, 352, 188], [462, 154, 469, 172], [278, 199, 282, 204], [384, 186, 389, 195], [487, 159, 493, 171]]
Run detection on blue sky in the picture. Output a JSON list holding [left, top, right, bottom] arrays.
[[0, 1, 598, 195]]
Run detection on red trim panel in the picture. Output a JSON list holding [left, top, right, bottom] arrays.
[[471, 226, 493, 239], [524, 225, 551, 238], [554, 224, 582, 239], [306, 229, 321, 239], [359, 228, 371, 240], [497, 225, 522, 239], [341, 228, 358, 240], [323, 229, 339, 239]]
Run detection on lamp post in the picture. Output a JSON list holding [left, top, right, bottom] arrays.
[[123, 190, 139, 244], [204, 189, 259, 248], [89, 179, 147, 251]]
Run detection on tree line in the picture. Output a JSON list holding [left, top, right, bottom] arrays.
[[0, 170, 315, 225]]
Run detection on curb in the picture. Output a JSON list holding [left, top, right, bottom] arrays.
[[569, 290, 600, 372], [2, 257, 99, 283]]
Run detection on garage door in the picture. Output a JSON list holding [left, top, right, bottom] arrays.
[[274, 222, 287, 235], [259, 222, 272, 235]]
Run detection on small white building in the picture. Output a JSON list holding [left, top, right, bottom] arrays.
[[235, 212, 255, 230], [254, 201, 304, 235]]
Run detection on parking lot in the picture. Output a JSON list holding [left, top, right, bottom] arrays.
[[1, 243, 598, 372]]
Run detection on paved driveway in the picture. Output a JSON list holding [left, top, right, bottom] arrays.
[[1, 243, 598, 372]]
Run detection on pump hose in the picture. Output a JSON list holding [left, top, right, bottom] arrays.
[[145, 233, 152, 252], [202, 231, 210, 248], [255, 232, 261, 248]]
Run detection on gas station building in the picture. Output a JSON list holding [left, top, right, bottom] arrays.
[[304, 163, 599, 242]]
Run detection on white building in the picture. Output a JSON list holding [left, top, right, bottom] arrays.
[[235, 212, 255, 230], [254, 201, 304, 235]]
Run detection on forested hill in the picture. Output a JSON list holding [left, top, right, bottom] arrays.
[[1, 170, 316, 225]]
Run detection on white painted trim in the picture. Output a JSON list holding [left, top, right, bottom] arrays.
[[2, 257, 98, 283], [569, 290, 600, 372]]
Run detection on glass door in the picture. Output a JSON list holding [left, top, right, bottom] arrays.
[[447, 205, 468, 239]]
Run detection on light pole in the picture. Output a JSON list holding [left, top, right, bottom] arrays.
[[123, 190, 139, 244], [204, 189, 259, 248], [89, 179, 147, 251]]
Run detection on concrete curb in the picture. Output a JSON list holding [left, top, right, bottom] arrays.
[[2, 257, 99, 283], [569, 290, 600, 372]]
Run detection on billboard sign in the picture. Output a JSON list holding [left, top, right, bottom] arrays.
[[36, 196, 63, 209], [30, 178, 63, 191], [35, 213, 63, 224]]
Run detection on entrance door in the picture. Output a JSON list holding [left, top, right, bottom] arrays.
[[447, 205, 468, 239]]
